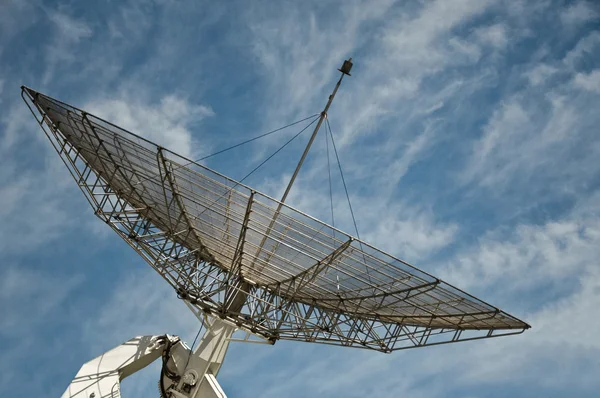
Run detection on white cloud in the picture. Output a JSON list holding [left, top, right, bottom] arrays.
[[529, 266, 600, 350], [448, 37, 483, 61], [0, 266, 83, 335], [248, 0, 397, 122], [380, 0, 490, 68], [461, 85, 599, 196], [331, 0, 495, 150], [248, 0, 493, 150], [0, 265, 84, 396], [362, 207, 458, 262], [440, 212, 599, 295], [573, 69, 600, 93], [0, 102, 27, 151], [384, 123, 437, 189], [0, 103, 79, 252], [563, 31, 600, 68], [462, 100, 530, 187], [106, 2, 153, 41], [42, 11, 92, 84], [525, 63, 558, 86], [473, 23, 508, 49], [560, 1, 600, 26], [0, 161, 76, 252], [3, 1, 600, 397], [452, 265, 600, 390], [47, 11, 92, 41], [0, 0, 38, 55], [82, 269, 200, 352], [86, 93, 214, 158]]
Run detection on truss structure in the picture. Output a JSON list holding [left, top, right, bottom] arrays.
[[23, 87, 529, 353]]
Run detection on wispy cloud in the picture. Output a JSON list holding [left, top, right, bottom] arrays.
[[86, 92, 214, 158], [525, 63, 559, 86], [0, 265, 84, 396], [573, 69, 600, 93], [0, 0, 39, 56], [1, 1, 599, 397], [0, 103, 80, 252], [473, 23, 509, 49], [43, 11, 92, 85], [440, 195, 600, 298], [560, 0, 600, 27], [82, 269, 200, 352], [47, 11, 92, 40], [0, 266, 82, 335], [563, 31, 600, 69], [461, 71, 599, 204]]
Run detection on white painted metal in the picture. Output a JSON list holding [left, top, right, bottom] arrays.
[[60, 325, 235, 398], [60, 335, 171, 398], [196, 375, 226, 398]]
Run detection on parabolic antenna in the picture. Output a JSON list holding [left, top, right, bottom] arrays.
[[21, 61, 528, 358]]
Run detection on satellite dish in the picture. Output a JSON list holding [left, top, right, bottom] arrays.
[[21, 60, 528, 357]]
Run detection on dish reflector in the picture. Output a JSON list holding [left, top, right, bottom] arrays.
[[23, 87, 529, 352]]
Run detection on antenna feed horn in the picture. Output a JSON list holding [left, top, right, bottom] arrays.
[[338, 58, 353, 76]]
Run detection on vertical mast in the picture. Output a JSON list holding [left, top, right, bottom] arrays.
[[279, 58, 353, 204], [246, 58, 353, 274]]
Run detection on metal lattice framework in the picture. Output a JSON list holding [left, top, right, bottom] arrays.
[[23, 86, 529, 353]]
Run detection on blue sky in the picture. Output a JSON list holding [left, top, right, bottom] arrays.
[[1, 0, 600, 397]]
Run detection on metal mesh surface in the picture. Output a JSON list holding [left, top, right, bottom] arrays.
[[23, 87, 529, 352]]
